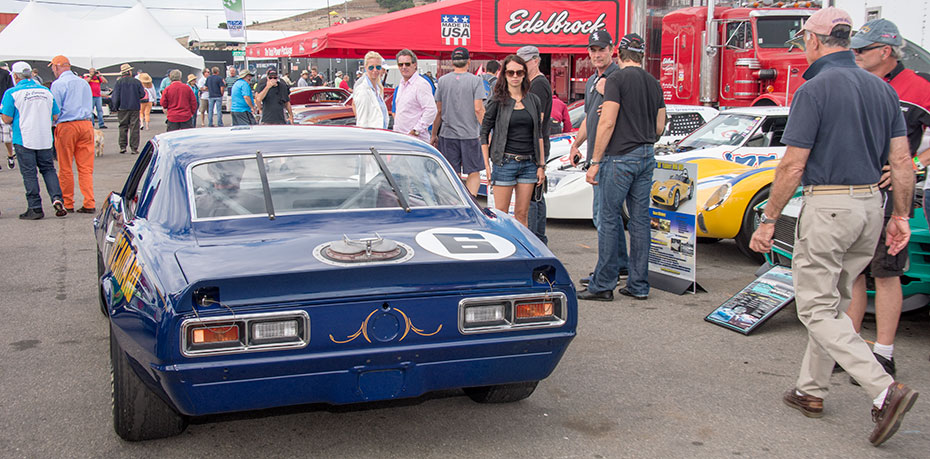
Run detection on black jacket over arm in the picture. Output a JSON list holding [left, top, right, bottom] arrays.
[[480, 92, 544, 166]]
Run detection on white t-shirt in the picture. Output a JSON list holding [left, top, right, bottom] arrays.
[[197, 76, 209, 100]]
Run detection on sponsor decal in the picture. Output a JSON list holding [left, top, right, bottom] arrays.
[[494, 0, 622, 48], [723, 152, 779, 167], [441, 14, 471, 46], [107, 232, 142, 302], [416, 227, 516, 261]]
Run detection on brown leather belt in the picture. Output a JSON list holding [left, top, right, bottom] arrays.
[[802, 184, 879, 196]]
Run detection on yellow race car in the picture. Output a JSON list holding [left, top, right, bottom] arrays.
[[651, 169, 693, 210], [687, 157, 779, 263]]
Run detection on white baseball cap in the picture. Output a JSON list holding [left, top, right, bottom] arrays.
[[11, 61, 32, 75]]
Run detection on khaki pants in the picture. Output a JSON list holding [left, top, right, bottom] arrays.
[[793, 189, 894, 399]]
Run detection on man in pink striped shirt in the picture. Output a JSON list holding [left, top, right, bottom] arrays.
[[392, 49, 437, 142]]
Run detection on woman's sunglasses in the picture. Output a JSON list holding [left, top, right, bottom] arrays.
[[506, 69, 525, 77], [367, 65, 383, 71]]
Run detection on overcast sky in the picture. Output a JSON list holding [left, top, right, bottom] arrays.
[[0, 0, 344, 37]]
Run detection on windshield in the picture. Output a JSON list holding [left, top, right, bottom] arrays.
[[678, 114, 763, 150], [756, 17, 806, 48], [189, 153, 464, 220]]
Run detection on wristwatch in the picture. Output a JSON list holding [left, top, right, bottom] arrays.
[[411, 129, 419, 136], [759, 213, 777, 225]]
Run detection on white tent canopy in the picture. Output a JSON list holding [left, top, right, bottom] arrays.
[[187, 28, 306, 46], [0, 2, 204, 70]]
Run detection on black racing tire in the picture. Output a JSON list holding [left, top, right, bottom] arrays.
[[697, 237, 721, 244], [111, 325, 188, 441], [672, 191, 680, 210], [464, 381, 539, 403], [735, 186, 770, 264], [97, 251, 108, 317]]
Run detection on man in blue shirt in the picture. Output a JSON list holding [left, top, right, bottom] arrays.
[[749, 8, 917, 447], [1, 62, 66, 220], [230, 69, 257, 126], [49, 55, 96, 213], [205, 66, 226, 127]]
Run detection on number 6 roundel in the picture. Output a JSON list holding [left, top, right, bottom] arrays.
[[415, 227, 516, 261]]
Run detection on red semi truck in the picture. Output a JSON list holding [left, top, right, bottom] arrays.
[[658, 3, 817, 107], [561, 2, 819, 108]]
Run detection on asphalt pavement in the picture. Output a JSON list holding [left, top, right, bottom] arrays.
[[0, 112, 927, 458]]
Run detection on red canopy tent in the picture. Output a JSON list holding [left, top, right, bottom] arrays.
[[247, 0, 627, 60]]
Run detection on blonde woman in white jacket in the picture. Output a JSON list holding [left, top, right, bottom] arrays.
[[353, 51, 388, 129]]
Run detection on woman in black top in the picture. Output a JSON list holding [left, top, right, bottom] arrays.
[[479, 55, 545, 226]]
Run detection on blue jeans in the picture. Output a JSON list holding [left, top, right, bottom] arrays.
[[14, 144, 62, 210], [591, 172, 629, 271], [528, 196, 548, 245], [92, 96, 105, 127], [590, 145, 655, 295], [208, 97, 223, 126]]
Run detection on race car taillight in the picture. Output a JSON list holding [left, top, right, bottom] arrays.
[[251, 320, 301, 345], [514, 301, 555, 322], [459, 293, 567, 334], [181, 311, 309, 357]]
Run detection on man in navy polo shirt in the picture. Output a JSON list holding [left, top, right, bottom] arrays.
[[749, 8, 918, 447]]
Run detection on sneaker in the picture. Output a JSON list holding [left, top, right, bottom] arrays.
[[53, 200, 67, 217], [119, 150, 126, 154], [76, 207, 96, 214], [576, 288, 613, 301], [7, 154, 14, 169], [783, 388, 824, 418], [579, 268, 628, 287], [618, 287, 648, 300], [869, 382, 918, 446], [18, 208, 44, 220], [851, 353, 895, 386], [99, 125, 107, 129], [131, 150, 139, 155]]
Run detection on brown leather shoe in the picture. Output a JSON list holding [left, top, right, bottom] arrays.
[[870, 382, 919, 446], [783, 388, 823, 418]]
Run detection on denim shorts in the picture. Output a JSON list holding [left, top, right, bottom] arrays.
[[491, 156, 538, 186]]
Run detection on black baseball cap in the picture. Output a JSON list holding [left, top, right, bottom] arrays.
[[589, 29, 613, 48], [618, 33, 645, 53], [451, 47, 469, 60]]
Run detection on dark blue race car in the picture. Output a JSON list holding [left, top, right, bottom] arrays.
[[94, 126, 578, 441]]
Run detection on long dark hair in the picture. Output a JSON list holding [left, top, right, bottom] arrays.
[[493, 54, 530, 102]]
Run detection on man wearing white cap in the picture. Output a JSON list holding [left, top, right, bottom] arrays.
[[1, 62, 66, 220], [749, 7, 918, 446]]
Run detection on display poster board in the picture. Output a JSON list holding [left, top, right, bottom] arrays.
[[648, 160, 699, 294], [705, 265, 795, 335]]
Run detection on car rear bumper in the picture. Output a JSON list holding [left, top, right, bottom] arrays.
[[155, 332, 574, 416]]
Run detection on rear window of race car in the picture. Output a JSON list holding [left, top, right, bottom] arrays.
[[189, 152, 465, 220]]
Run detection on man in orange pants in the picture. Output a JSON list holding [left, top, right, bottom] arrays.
[[49, 55, 95, 213]]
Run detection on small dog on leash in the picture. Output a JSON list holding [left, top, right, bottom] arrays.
[[94, 129, 105, 157]]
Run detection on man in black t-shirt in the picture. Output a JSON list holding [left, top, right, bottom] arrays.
[[517, 45, 553, 245], [255, 67, 292, 125], [578, 34, 666, 302], [309, 67, 324, 87]]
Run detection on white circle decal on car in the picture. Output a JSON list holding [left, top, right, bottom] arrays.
[[415, 227, 516, 261]]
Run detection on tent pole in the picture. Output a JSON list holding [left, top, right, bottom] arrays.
[[242, 0, 250, 71]]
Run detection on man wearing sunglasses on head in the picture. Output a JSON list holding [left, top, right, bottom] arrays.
[[845, 18, 930, 385]]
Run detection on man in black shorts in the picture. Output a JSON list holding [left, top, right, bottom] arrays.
[[431, 47, 486, 196]]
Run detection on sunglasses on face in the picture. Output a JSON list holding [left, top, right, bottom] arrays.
[[853, 45, 885, 54], [397, 62, 414, 67], [367, 65, 383, 71], [505, 69, 525, 77]]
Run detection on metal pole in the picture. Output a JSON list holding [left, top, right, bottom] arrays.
[[243, 0, 250, 71], [327, 0, 332, 27]]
